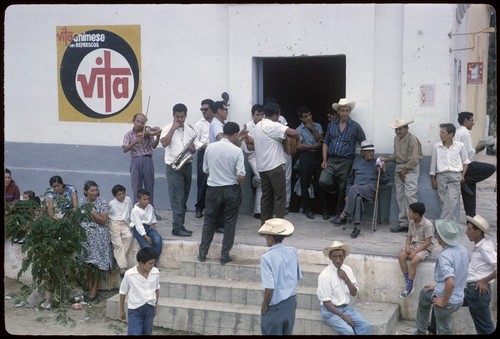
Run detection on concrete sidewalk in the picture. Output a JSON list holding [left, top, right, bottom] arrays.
[[154, 152, 497, 260]]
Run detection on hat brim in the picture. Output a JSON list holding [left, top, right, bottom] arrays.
[[332, 102, 356, 112], [257, 219, 294, 236], [389, 120, 414, 129], [322, 244, 351, 257], [465, 215, 489, 234], [361, 147, 375, 151]]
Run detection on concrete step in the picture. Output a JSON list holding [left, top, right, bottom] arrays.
[[106, 294, 400, 335], [106, 259, 401, 335]]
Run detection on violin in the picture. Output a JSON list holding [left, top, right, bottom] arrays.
[[137, 126, 161, 138]]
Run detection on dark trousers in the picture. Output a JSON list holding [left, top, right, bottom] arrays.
[[298, 152, 325, 213], [199, 185, 241, 258], [132, 224, 163, 258], [260, 295, 297, 335], [461, 161, 496, 217], [166, 163, 192, 232], [127, 303, 155, 335], [318, 157, 353, 215], [130, 156, 155, 207], [259, 164, 286, 225], [195, 149, 208, 211]]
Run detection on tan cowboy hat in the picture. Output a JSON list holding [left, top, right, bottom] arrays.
[[258, 218, 294, 236], [322, 240, 351, 257], [389, 117, 414, 129], [435, 219, 461, 246], [360, 140, 375, 151], [465, 215, 490, 234], [332, 98, 356, 112]]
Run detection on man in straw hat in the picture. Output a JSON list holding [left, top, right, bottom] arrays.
[[415, 219, 469, 335], [380, 117, 423, 233], [331, 140, 389, 239], [319, 98, 366, 221], [258, 218, 303, 335], [317, 240, 371, 335]]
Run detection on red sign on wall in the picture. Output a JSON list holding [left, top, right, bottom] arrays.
[[467, 62, 483, 84]]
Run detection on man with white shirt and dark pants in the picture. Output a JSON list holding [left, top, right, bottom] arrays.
[[454, 112, 496, 217], [429, 123, 470, 221], [197, 122, 246, 265]]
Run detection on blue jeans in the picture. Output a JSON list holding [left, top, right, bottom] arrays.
[[132, 224, 163, 258], [416, 288, 462, 335], [127, 303, 155, 335], [463, 283, 494, 334], [320, 304, 371, 335]]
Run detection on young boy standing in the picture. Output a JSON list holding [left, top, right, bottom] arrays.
[[109, 184, 134, 278], [397, 202, 435, 298], [130, 189, 163, 260], [119, 247, 160, 335]]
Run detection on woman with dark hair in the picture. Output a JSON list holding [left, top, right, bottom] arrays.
[[78, 180, 115, 303], [4, 168, 20, 203], [46, 175, 78, 221]]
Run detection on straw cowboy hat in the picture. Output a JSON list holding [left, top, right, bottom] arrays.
[[389, 117, 414, 129], [465, 215, 490, 234], [258, 218, 294, 236], [360, 140, 375, 151], [435, 219, 461, 246], [322, 240, 352, 257], [332, 98, 356, 112]]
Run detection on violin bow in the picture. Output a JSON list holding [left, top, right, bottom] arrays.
[[142, 95, 151, 136]]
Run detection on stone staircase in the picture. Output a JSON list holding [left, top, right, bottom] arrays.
[[105, 258, 402, 335]]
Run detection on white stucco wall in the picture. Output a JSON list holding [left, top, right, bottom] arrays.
[[5, 3, 488, 155]]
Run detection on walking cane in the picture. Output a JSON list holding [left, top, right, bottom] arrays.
[[372, 167, 382, 232]]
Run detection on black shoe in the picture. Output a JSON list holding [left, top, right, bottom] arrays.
[[351, 228, 361, 239], [197, 254, 206, 262], [305, 211, 315, 219], [155, 213, 162, 220], [120, 272, 125, 279], [215, 227, 225, 234], [322, 210, 330, 220], [220, 256, 232, 265], [181, 226, 193, 234], [172, 229, 192, 237], [390, 225, 409, 233], [284, 208, 289, 216], [254, 213, 261, 219], [331, 215, 346, 226], [195, 209, 203, 218], [461, 182, 473, 195]]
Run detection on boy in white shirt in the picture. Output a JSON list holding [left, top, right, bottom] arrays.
[[130, 189, 163, 261], [109, 184, 133, 278]]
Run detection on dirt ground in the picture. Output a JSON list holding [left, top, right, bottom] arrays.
[[3, 277, 196, 336]]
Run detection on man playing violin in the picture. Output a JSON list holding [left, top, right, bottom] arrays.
[[122, 113, 162, 219]]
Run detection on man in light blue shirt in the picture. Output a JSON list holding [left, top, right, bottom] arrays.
[[258, 218, 303, 335], [198, 122, 246, 265], [416, 219, 470, 335]]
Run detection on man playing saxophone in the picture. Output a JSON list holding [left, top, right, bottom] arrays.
[[160, 103, 197, 237]]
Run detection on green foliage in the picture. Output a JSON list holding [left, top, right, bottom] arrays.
[[55, 308, 77, 327], [14, 203, 95, 306], [4, 200, 40, 243]]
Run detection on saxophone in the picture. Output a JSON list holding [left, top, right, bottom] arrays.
[[171, 125, 197, 171]]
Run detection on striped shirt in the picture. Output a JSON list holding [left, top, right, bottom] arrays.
[[123, 128, 155, 157], [323, 118, 366, 159]]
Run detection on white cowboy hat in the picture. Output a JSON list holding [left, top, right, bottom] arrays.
[[322, 240, 351, 258], [258, 218, 294, 236], [332, 98, 356, 112], [435, 219, 461, 246], [360, 140, 375, 151], [465, 215, 490, 234], [389, 117, 414, 129]]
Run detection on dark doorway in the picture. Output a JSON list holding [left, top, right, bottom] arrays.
[[261, 55, 346, 131], [259, 55, 346, 214]]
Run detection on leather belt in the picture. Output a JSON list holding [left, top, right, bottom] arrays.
[[334, 304, 348, 308]]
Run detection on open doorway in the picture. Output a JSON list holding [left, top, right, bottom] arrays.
[[255, 55, 346, 213], [257, 55, 346, 131]]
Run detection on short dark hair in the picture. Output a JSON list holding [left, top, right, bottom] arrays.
[[172, 103, 187, 114], [263, 96, 277, 105], [457, 111, 474, 125], [201, 99, 214, 106], [112, 184, 126, 197], [439, 123, 456, 137], [83, 180, 99, 197], [409, 202, 426, 216], [211, 101, 226, 113], [136, 247, 158, 264], [137, 189, 150, 199], [251, 104, 264, 115], [49, 175, 65, 187], [223, 121, 240, 136], [23, 190, 36, 200], [263, 102, 280, 118], [297, 105, 311, 118]]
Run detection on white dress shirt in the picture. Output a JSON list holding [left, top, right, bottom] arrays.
[[454, 125, 475, 160], [317, 263, 359, 306], [160, 123, 197, 165], [429, 140, 470, 175]]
